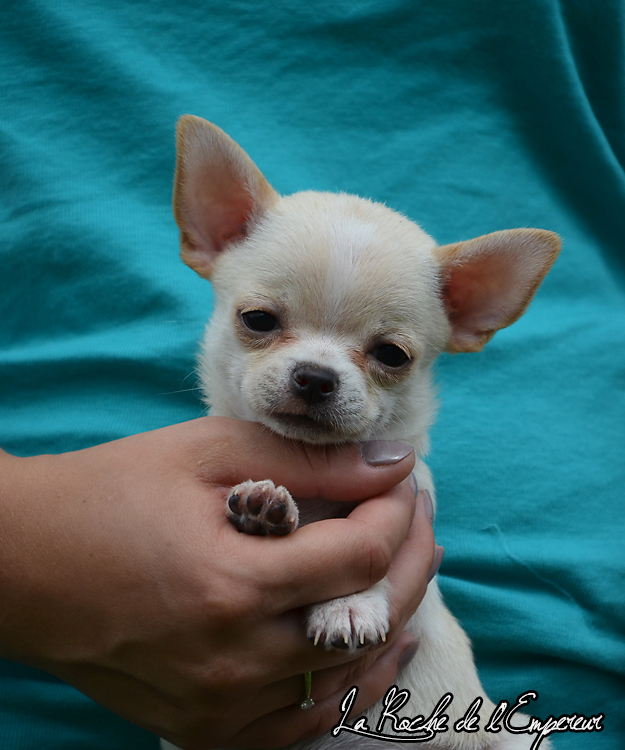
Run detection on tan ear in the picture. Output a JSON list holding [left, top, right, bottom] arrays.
[[173, 115, 279, 278], [434, 228, 561, 353]]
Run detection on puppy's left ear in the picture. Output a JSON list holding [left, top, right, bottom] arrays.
[[434, 228, 561, 353], [173, 115, 279, 278]]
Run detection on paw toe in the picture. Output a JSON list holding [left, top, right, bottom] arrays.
[[306, 586, 390, 653], [227, 493, 243, 515]]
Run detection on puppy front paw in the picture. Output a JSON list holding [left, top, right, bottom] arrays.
[[227, 479, 299, 536], [306, 580, 390, 652]]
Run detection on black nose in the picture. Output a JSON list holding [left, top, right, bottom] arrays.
[[292, 365, 339, 404]]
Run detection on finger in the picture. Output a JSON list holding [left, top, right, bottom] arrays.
[[385, 489, 436, 631], [222, 490, 430, 684], [233, 632, 418, 748], [189, 417, 416, 502], [205, 644, 385, 725], [245, 476, 417, 612]]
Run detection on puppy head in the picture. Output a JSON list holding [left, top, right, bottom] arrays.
[[174, 116, 560, 445]]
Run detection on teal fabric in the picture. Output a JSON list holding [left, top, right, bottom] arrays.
[[1, 1, 623, 748]]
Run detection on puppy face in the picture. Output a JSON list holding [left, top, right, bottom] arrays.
[[174, 116, 560, 446], [201, 192, 448, 444]]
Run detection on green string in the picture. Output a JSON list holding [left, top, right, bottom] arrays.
[[300, 671, 314, 709]]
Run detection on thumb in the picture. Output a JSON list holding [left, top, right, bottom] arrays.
[[189, 416, 416, 502]]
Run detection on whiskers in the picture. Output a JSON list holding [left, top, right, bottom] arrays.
[[158, 369, 203, 398]]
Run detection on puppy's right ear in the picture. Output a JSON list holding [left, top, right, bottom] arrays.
[[173, 116, 279, 278]]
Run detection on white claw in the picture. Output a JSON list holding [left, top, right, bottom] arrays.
[[381, 632, 387, 643], [344, 634, 349, 644], [359, 634, 364, 645], [314, 633, 320, 647]]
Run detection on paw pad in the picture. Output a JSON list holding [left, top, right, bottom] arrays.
[[227, 480, 298, 536]]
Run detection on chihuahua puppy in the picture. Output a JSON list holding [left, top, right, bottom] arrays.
[[166, 115, 560, 750]]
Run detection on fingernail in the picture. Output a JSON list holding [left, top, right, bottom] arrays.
[[398, 638, 420, 671], [421, 489, 433, 525], [408, 473, 418, 496], [360, 440, 414, 466], [427, 545, 444, 583]]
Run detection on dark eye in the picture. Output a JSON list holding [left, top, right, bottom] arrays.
[[372, 344, 410, 368], [241, 310, 279, 332]]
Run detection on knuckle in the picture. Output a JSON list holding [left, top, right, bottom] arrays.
[[298, 442, 355, 495], [198, 577, 260, 627], [176, 655, 239, 702], [313, 659, 367, 704], [297, 442, 326, 493], [195, 661, 237, 695], [341, 652, 377, 684], [363, 531, 393, 585]]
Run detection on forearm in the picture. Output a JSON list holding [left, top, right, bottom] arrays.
[[0, 449, 90, 666], [0, 448, 46, 663]]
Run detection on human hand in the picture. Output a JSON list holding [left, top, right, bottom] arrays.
[[0, 417, 435, 748]]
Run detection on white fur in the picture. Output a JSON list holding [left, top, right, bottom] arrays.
[[165, 116, 561, 750]]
